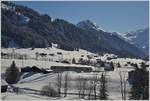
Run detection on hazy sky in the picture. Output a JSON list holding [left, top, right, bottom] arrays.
[[14, 1, 149, 33]]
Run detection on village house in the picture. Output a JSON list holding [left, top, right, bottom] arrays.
[[51, 65, 93, 73], [104, 62, 114, 71]]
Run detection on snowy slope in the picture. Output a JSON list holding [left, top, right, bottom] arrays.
[[117, 28, 149, 55], [1, 47, 147, 100], [2, 69, 133, 100], [1, 46, 96, 73], [77, 20, 105, 31], [1, 47, 144, 72]]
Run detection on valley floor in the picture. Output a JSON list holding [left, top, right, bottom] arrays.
[[1, 47, 146, 100]]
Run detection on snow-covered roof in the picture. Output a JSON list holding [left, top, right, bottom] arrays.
[[51, 64, 95, 70]]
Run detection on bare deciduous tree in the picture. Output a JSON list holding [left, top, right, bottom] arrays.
[[76, 76, 81, 98], [81, 78, 87, 98], [99, 72, 108, 100], [87, 73, 104, 100], [119, 71, 127, 100], [56, 72, 63, 97], [76, 76, 88, 99], [92, 73, 99, 100], [88, 77, 93, 100], [64, 72, 70, 97]]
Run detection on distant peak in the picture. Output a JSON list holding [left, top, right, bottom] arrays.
[[77, 19, 104, 31]]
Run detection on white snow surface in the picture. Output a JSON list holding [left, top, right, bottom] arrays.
[[2, 3, 15, 11], [1, 47, 147, 100]]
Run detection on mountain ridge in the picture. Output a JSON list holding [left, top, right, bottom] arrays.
[[117, 28, 149, 55], [1, 1, 146, 58]]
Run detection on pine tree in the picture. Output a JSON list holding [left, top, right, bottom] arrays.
[[129, 63, 149, 100], [117, 63, 121, 68], [99, 73, 108, 100], [110, 62, 114, 70], [140, 62, 149, 100], [72, 58, 76, 64], [5, 61, 20, 84], [101, 61, 105, 67]]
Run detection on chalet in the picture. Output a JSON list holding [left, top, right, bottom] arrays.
[[130, 63, 138, 67], [39, 53, 47, 57], [87, 55, 92, 59], [106, 57, 112, 60], [96, 59, 102, 64], [1, 52, 9, 59], [51, 65, 93, 73], [96, 59, 101, 61], [21, 66, 50, 74], [49, 53, 55, 56], [61, 60, 70, 64], [94, 55, 98, 57], [57, 52, 62, 55], [81, 55, 84, 57], [127, 62, 131, 64], [21, 66, 41, 73], [78, 58, 90, 65], [96, 60, 104, 67], [1, 52, 8, 57], [104, 62, 114, 71]]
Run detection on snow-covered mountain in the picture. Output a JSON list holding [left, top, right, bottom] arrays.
[[77, 20, 146, 58], [118, 28, 149, 55], [1, 2, 146, 58], [77, 20, 105, 32], [77, 20, 149, 56]]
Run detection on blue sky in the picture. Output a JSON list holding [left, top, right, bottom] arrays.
[[14, 1, 149, 33]]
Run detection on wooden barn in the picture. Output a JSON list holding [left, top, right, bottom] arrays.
[[51, 65, 93, 73]]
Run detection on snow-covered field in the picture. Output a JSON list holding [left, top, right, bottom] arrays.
[[1, 46, 146, 100]]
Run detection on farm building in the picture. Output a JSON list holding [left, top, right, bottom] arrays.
[[104, 62, 114, 71], [51, 65, 93, 73], [21, 66, 51, 74]]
